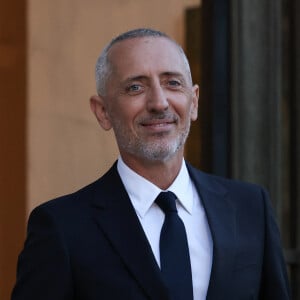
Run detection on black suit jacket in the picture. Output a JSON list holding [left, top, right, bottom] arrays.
[[12, 162, 291, 299]]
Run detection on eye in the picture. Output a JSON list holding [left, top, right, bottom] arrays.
[[167, 79, 182, 89], [169, 80, 180, 85], [126, 84, 144, 94], [129, 84, 140, 91]]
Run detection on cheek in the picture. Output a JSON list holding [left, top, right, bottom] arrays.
[[116, 99, 146, 121], [174, 99, 195, 121], [109, 105, 138, 130]]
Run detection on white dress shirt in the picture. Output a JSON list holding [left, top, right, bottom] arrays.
[[117, 157, 213, 300]]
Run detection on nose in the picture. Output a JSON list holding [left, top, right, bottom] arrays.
[[146, 83, 169, 112]]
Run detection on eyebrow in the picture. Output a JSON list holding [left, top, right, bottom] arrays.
[[161, 71, 185, 78], [124, 71, 186, 83], [124, 75, 148, 83]]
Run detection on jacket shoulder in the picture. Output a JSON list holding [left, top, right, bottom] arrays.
[[186, 162, 266, 194], [30, 162, 119, 218]]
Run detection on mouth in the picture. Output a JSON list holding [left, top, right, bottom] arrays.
[[140, 116, 177, 132], [142, 119, 174, 126]]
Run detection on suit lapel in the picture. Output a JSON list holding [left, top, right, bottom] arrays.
[[187, 164, 237, 299], [90, 162, 236, 299], [90, 163, 169, 300]]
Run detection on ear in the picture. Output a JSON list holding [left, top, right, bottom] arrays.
[[90, 95, 112, 130], [190, 84, 199, 121]]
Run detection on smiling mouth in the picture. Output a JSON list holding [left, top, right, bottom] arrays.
[[139, 112, 178, 132], [141, 120, 175, 126], [139, 119, 176, 135]]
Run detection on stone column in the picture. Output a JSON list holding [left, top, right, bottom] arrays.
[[293, 0, 300, 244], [231, 0, 300, 295], [230, 0, 284, 220], [291, 0, 300, 295]]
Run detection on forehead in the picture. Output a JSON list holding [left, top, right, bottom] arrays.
[[107, 37, 188, 79]]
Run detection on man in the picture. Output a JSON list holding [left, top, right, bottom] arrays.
[[12, 28, 290, 299]]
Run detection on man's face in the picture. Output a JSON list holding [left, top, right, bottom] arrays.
[[94, 37, 198, 165]]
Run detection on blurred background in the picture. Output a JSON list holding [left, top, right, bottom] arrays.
[[1, 0, 299, 299]]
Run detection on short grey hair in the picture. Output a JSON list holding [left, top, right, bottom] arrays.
[[95, 28, 192, 96]]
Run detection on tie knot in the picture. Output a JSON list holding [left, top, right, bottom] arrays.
[[155, 191, 178, 213]]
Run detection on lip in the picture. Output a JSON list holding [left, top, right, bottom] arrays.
[[140, 119, 176, 132]]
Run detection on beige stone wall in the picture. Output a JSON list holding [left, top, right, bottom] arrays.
[[27, 0, 201, 213]]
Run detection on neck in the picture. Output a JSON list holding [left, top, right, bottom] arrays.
[[120, 153, 183, 190]]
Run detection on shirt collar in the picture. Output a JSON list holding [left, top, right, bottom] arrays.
[[117, 157, 194, 218]]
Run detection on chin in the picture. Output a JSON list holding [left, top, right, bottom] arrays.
[[136, 143, 182, 162]]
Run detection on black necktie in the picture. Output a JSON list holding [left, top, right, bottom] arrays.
[[155, 191, 193, 300]]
